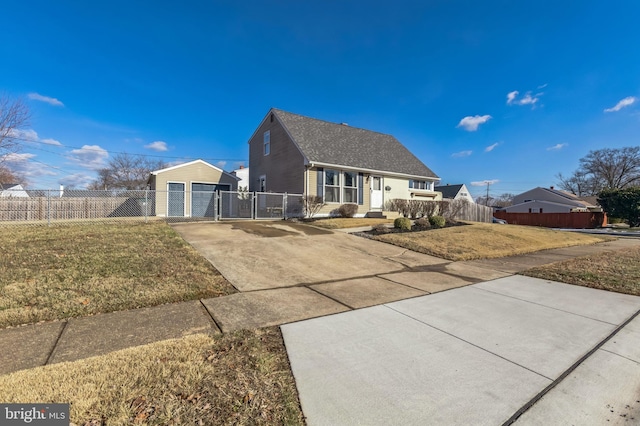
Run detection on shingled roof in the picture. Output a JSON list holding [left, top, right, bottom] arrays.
[[272, 109, 439, 179], [435, 184, 464, 199]]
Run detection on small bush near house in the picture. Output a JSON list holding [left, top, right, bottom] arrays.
[[337, 203, 358, 218], [429, 215, 446, 229], [394, 217, 412, 230], [413, 217, 431, 231], [372, 223, 390, 234], [302, 195, 325, 218]]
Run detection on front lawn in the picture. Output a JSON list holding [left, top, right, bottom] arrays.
[[523, 246, 640, 296], [0, 222, 236, 328], [370, 222, 611, 261]]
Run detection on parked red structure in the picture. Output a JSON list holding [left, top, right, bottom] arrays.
[[493, 211, 607, 229]]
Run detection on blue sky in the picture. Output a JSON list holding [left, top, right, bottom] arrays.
[[2, 0, 639, 199]]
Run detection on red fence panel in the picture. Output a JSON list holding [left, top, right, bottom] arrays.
[[493, 211, 607, 228]]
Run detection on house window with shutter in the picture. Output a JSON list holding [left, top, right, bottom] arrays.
[[343, 171, 358, 203], [324, 170, 340, 203]]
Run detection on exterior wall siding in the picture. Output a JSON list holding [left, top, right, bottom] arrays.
[[249, 114, 305, 194], [152, 162, 237, 217], [505, 201, 573, 214]]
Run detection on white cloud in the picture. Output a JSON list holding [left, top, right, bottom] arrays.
[[27, 92, 64, 107], [485, 142, 499, 152], [67, 145, 109, 170], [471, 179, 499, 186], [547, 143, 568, 151], [507, 90, 542, 106], [604, 96, 637, 113], [452, 150, 472, 158], [537, 83, 548, 89], [8, 128, 62, 146], [40, 138, 62, 146], [215, 160, 227, 169], [59, 173, 94, 188], [457, 115, 492, 131], [144, 141, 168, 152], [2, 152, 36, 163]]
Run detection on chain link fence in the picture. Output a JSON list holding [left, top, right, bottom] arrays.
[[0, 189, 305, 228]]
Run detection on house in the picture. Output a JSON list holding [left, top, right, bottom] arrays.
[[503, 186, 599, 213], [231, 165, 249, 191], [434, 184, 474, 204], [148, 159, 239, 217], [248, 108, 440, 217], [0, 183, 29, 198]]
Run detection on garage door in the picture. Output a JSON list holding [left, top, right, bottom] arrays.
[[191, 183, 216, 217]]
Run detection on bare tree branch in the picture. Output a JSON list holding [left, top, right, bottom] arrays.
[[90, 153, 166, 190], [0, 95, 31, 170]]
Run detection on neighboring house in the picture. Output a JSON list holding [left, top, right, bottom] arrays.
[[435, 184, 474, 204], [231, 165, 249, 190], [248, 108, 440, 216], [0, 183, 29, 198], [148, 159, 239, 217], [503, 186, 599, 213]]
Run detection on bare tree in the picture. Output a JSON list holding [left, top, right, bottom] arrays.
[[90, 153, 165, 190], [558, 147, 640, 196], [0, 95, 30, 171]]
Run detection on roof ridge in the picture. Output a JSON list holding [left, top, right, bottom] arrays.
[[271, 108, 394, 138]]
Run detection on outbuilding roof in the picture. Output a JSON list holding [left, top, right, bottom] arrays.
[[272, 109, 439, 179]]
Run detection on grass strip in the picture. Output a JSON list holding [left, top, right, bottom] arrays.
[[0, 328, 304, 425]]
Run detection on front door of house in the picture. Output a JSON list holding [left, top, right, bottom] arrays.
[[370, 176, 383, 210]]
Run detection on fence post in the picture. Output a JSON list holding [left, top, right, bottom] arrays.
[[253, 192, 257, 219], [47, 189, 51, 226], [144, 190, 148, 223], [283, 192, 287, 220], [214, 191, 218, 221]]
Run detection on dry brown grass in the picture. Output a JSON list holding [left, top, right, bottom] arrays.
[[0, 328, 304, 425], [0, 222, 236, 328], [309, 217, 393, 229], [371, 222, 611, 261], [523, 246, 640, 296]]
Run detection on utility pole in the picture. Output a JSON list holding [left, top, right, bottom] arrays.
[[485, 182, 490, 206]]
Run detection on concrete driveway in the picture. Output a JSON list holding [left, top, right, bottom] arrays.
[[172, 221, 508, 332]]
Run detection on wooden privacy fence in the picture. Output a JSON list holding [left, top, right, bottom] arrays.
[[0, 196, 151, 221], [493, 211, 607, 229], [453, 202, 493, 223]]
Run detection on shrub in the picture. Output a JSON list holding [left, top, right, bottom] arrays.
[[337, 203, 358, 218], [394, 217, 411, 230], [372, 223, 390, 234], [429, 215, 446, 229], [302, 195, 325, 218], [413, 217, 431, 231]]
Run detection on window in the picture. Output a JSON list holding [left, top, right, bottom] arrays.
[[409, 180, 431, 190], [259, 175, 266, 192], [324, 169, 340, 202], [343, 171, 358, 203], [263, 130, 270, 156]]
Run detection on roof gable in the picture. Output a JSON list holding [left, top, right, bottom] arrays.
[[271, 109, 439, 179], [151, 159, 240, 180]]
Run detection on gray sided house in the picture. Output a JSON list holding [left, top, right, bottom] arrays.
[[148, 159, 239, 217], [504, 186, 598, 213], [248, 109, 440, 216]]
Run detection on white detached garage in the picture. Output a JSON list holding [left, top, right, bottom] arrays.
[[148, 159, 240, 218]]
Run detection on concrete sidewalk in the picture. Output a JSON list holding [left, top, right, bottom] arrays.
[[281, 275, 640, 425]]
